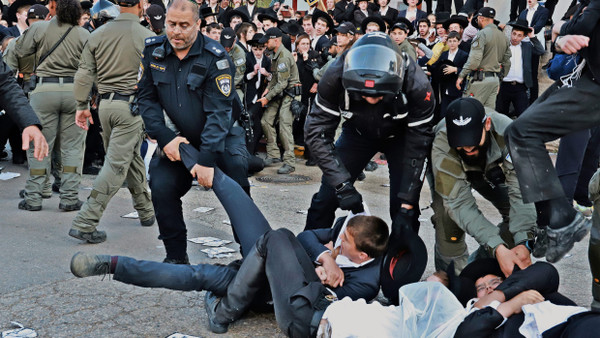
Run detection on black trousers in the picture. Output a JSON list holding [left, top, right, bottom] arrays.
[[149, 128, 250, 261], [530, 56, 541, 104], [83, 106, 104, 167], [0, 114, 25, 161], [495, 82, 529, 118], [505, 70, 600, 204], [510, 0, 526, 21], [556, 126, 600, 207], [435, 0, 464, 14], [247, 102, 264, 155]]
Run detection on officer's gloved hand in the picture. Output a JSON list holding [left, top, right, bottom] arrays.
[[336, 182, 364, 214], [388, 208, 416, 255]]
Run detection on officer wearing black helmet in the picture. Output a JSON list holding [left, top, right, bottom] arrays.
[[304, 32, 435, 242], [84, 0, 119, 32]]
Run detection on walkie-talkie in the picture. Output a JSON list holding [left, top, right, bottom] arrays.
[[152, 45, 166, 60]]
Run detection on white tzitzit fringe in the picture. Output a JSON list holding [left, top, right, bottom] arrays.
[[560, 58, 587, 88]]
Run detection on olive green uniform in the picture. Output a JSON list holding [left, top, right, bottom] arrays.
[[431, 109, 535, 273], [15, 18, 90, 208], [459, 24, 511, 108], [4, 37, 61, 196], [70, 13, 155, 233], [399, 39, 417, 61], [229, 43, 246, 102], [261, 45, 300, 167]]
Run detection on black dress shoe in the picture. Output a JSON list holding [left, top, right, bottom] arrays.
[[204, 291, 229, 334], [163, 255, 190, 265]]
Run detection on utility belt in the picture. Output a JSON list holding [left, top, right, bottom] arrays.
[[99, 92, 139, 116], [468, 70, 498, 82], [29, 75, 74, 92]]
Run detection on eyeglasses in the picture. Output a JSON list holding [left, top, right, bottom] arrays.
[[475, 277, 503, 293]]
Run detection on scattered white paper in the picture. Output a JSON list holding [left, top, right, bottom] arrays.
[[166, 333, 199, 338], [188, 237, 232, 247], [121, 211, 139, 219], [280, 189, 289, 192], [0, 172, 20, 181], [201, 247, 235, 258], [381, 184, 390, 187], [296, 210, 308, 215], [192, 207, 214, 213], [2, 322, 37, 338], [222, 220, 231, 225], [418, 217, 428, 222]]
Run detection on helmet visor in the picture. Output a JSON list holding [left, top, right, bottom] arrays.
[[343, 44, 404, 78], [91, 0, 120, 19]]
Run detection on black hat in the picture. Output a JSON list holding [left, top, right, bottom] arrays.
[[220, 27, 236, 48], [247, 33, 265, 46], [146, 4, 165, 31], [403, 0, 422, 5], [224, 8, 250, 27], [312, 10, 334, 35], [459, 258, 503, 284], [334, 21, 356, 35], [477, 6, 496, 19], [360, 15, 386, 34], [380, 223, 428, 305], [80, 0, 93, 10], [258, 27, 283, 43], [508, 18, 532, 33], [435, 11, 451, 25], [200, 6, 219, 19], [7, 0, 37, 24], [280, 21, 303, 36], [258, 12, 280, 25], [391, 17, 414, 36], [446, 261, 477, 306], [443, 14, 469, 31], [27, 4, 49, 20], [445, 98, 487, 148], [433, 59, 458, 85]]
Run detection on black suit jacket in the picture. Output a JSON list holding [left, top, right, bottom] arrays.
[[397, 9, 427, 29], [379, 6, 399, 22], [518, 6, 550, 34], [353, 9, 374, 27], [334, 0, 355, 23], [297, 218, 383, 302], [244, 52, 271, 107], [518, 37, 545, 88], [237, 4, 261, 19], [436, 48, 469, 97]]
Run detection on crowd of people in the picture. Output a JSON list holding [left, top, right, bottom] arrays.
[[1, 0, 600, 336]]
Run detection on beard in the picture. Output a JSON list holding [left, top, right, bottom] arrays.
[[457, 132, 490, 167]]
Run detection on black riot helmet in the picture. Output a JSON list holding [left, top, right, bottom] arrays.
[[342, 32, 406, 97], [90, 0, 120, 28]]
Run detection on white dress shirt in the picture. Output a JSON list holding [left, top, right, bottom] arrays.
[[503, 43, 524, 84], [526, 3, 539, 26]]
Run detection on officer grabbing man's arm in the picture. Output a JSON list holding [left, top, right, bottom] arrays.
[[304, 32, 435, 233], [431, 98, 536, 276]]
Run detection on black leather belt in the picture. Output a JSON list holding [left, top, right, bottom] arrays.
[[100, 93, 135, 102], [503, 81, 524, 86], [483, 71, 498, 77], [37, 77, 74, 84]]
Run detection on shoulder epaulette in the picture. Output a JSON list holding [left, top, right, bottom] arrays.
[[145, 35, 166, 46], [204, 37, 225, 57]]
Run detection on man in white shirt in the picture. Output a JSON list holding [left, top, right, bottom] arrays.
[[495, 19, 544, 118]]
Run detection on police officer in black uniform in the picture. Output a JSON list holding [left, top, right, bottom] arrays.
[[138, 0, 250, 264], [304, 32, 435, 239]]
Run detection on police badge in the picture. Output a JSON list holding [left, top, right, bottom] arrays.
[[216, 74, 232, 96]]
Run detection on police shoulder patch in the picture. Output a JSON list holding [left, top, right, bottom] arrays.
[[277, 62, 288, 72], [215, 74, 232, 96], [137, 62, 144, 83]]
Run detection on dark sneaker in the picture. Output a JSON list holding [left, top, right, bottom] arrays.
[[52, 182, 60, 193], [532, 227, 548, 258], [264, 157, 282, 166], [277, 164, 295, 174], [70, 252, 111, 278], [356, 172, 366, 181], [163, 255, 190, 265], [59, 200, 84, 211], [545, 212, 591, 263], [19, 189, 51, 199], [68, 228, 107, 244], [364, 161, 378, 172], [204, 291, 229, 334], [18, 199, 41, 211], [140, 215, 155, 227]]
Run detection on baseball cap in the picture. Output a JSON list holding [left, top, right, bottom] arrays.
[[477, 7, 496, 19], [220, 27, 236, 48], [445, 98, 487, 148], [145, 4, 165, 31], [334, 22, 356, 35], [27, 4, 49, 20], [258, 27, 282, 44]]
